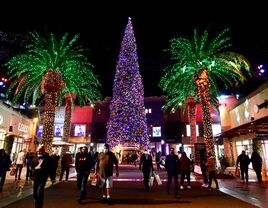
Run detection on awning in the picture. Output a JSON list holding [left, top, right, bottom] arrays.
[[52, 140, 73, 147], [68, 136, 91, 144], [218, 115, 268, 138]]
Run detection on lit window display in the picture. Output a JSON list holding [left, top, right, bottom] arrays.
[[74, 125, 86, 136]]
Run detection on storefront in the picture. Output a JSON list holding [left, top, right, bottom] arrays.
[[0, 101, 37, 159], [219, 83, 268, 181]]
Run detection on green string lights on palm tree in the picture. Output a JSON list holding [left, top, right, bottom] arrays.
[[160, 27, 251, 156], [4, 31, 101, 153]]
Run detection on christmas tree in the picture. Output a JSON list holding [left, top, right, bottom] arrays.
[[106, 17, 149, 149]]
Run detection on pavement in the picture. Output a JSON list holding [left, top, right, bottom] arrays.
[[0, 164, 267, 208]]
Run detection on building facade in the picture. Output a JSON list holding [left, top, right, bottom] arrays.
[[0, 101, 37, 160], [219, 81, 268, 181]]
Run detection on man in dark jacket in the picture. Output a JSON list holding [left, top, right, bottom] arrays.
[[30, 145, 54, 208], [25, 151, 34, 181], [139, 149, 154, 191], [236, 150, 251, 182], [165, 148, 180, 196], [75, 146, 93, 204], [251, 150, 262, 182], [60, 152, 73, 181], [0, 149, 12, 191]]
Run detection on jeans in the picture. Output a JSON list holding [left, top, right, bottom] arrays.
[[208, 171, 219, 188], [180, 170, 191, 186], [60, 166, 70, 181], [33, 176, 47, 208], [142, 170, 150, 190], [240, 167, 249, 182], [77, 172, 89, 199], [167, 172, 178, 193], [15, 164, 23, 180]]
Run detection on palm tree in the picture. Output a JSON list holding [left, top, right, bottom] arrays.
[[58, 77, 101, 153], [160, 27, 250, 156], [4, 31, 101, 153]]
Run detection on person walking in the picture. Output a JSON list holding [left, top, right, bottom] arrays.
[[179, 152, 192, 189], [165, 147, 180, 196], [96, 143, 119, 204], [75, 146, 83, 188], [15, 148, 26, 181], [139, 149, 154, 192], [30, 145, 55, 208], [236, 150, 251, 182], [59, 151, 73, 182], [50, 150, 60, 184], [251, 150, 263, 182], [0, 149, 12, 191], [206, 152, 219, 190], [75, 146, 94, 204], [200, 150, 209, 187], [25, 151, 35, 181]]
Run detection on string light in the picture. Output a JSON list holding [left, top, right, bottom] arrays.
[[160, 27, 251, 157], [106, 18, 149, 149], [4, 32, 101, 153]]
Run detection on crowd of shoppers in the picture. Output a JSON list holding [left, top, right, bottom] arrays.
[[0, 143, 265, 207]]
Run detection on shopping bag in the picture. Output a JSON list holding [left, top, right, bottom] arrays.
[[9, 167, 16, 176], [91, 174, 99, 186], [148, 176, 154, 187], [235, 166, 240, 177], [154, 173, 162, 185]]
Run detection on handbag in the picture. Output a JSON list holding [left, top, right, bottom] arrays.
[[235, 166, 240, 177], [148, 176, 154, 187], [91, 174, 99, 186], [154, 173, 162, 186], [10, 167, 17, 176]]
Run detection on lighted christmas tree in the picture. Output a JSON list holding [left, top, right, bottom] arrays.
[[106, 17, 149, 149]]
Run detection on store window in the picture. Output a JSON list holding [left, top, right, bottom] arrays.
[[236, 139, 253, 168], [236, 140, 252, 156]]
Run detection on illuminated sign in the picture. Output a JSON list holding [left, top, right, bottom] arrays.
[[74, 125, 86, 136], [37, 125, 43, 137], [18, 123, 29, 133], [152, 127, 161, 137], [54, 124, 64, 136]]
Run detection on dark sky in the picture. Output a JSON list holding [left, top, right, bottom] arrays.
[[1, 2, 268, 99]]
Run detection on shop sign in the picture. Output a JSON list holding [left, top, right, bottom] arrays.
[[24, 138, 32, 143], [18, 123, 29, 133]]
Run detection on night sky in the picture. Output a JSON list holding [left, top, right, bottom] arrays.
[[1, 3, 268, 100]]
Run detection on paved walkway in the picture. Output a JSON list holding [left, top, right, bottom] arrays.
[[0, 164, 267, 208]]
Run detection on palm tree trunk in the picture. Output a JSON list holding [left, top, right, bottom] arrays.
[[186, 96, 197, 162], [195, 69, 215, 156], [42, 70, 62, 153], [199, 95, 214, 155], [186, 97, 197, 144], [62, 93, 75, 153]]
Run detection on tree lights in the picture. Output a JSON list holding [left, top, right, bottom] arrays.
[[106, 18, 149, 149], [160, 27, 251, 156], [5, 31, 101, 153]]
